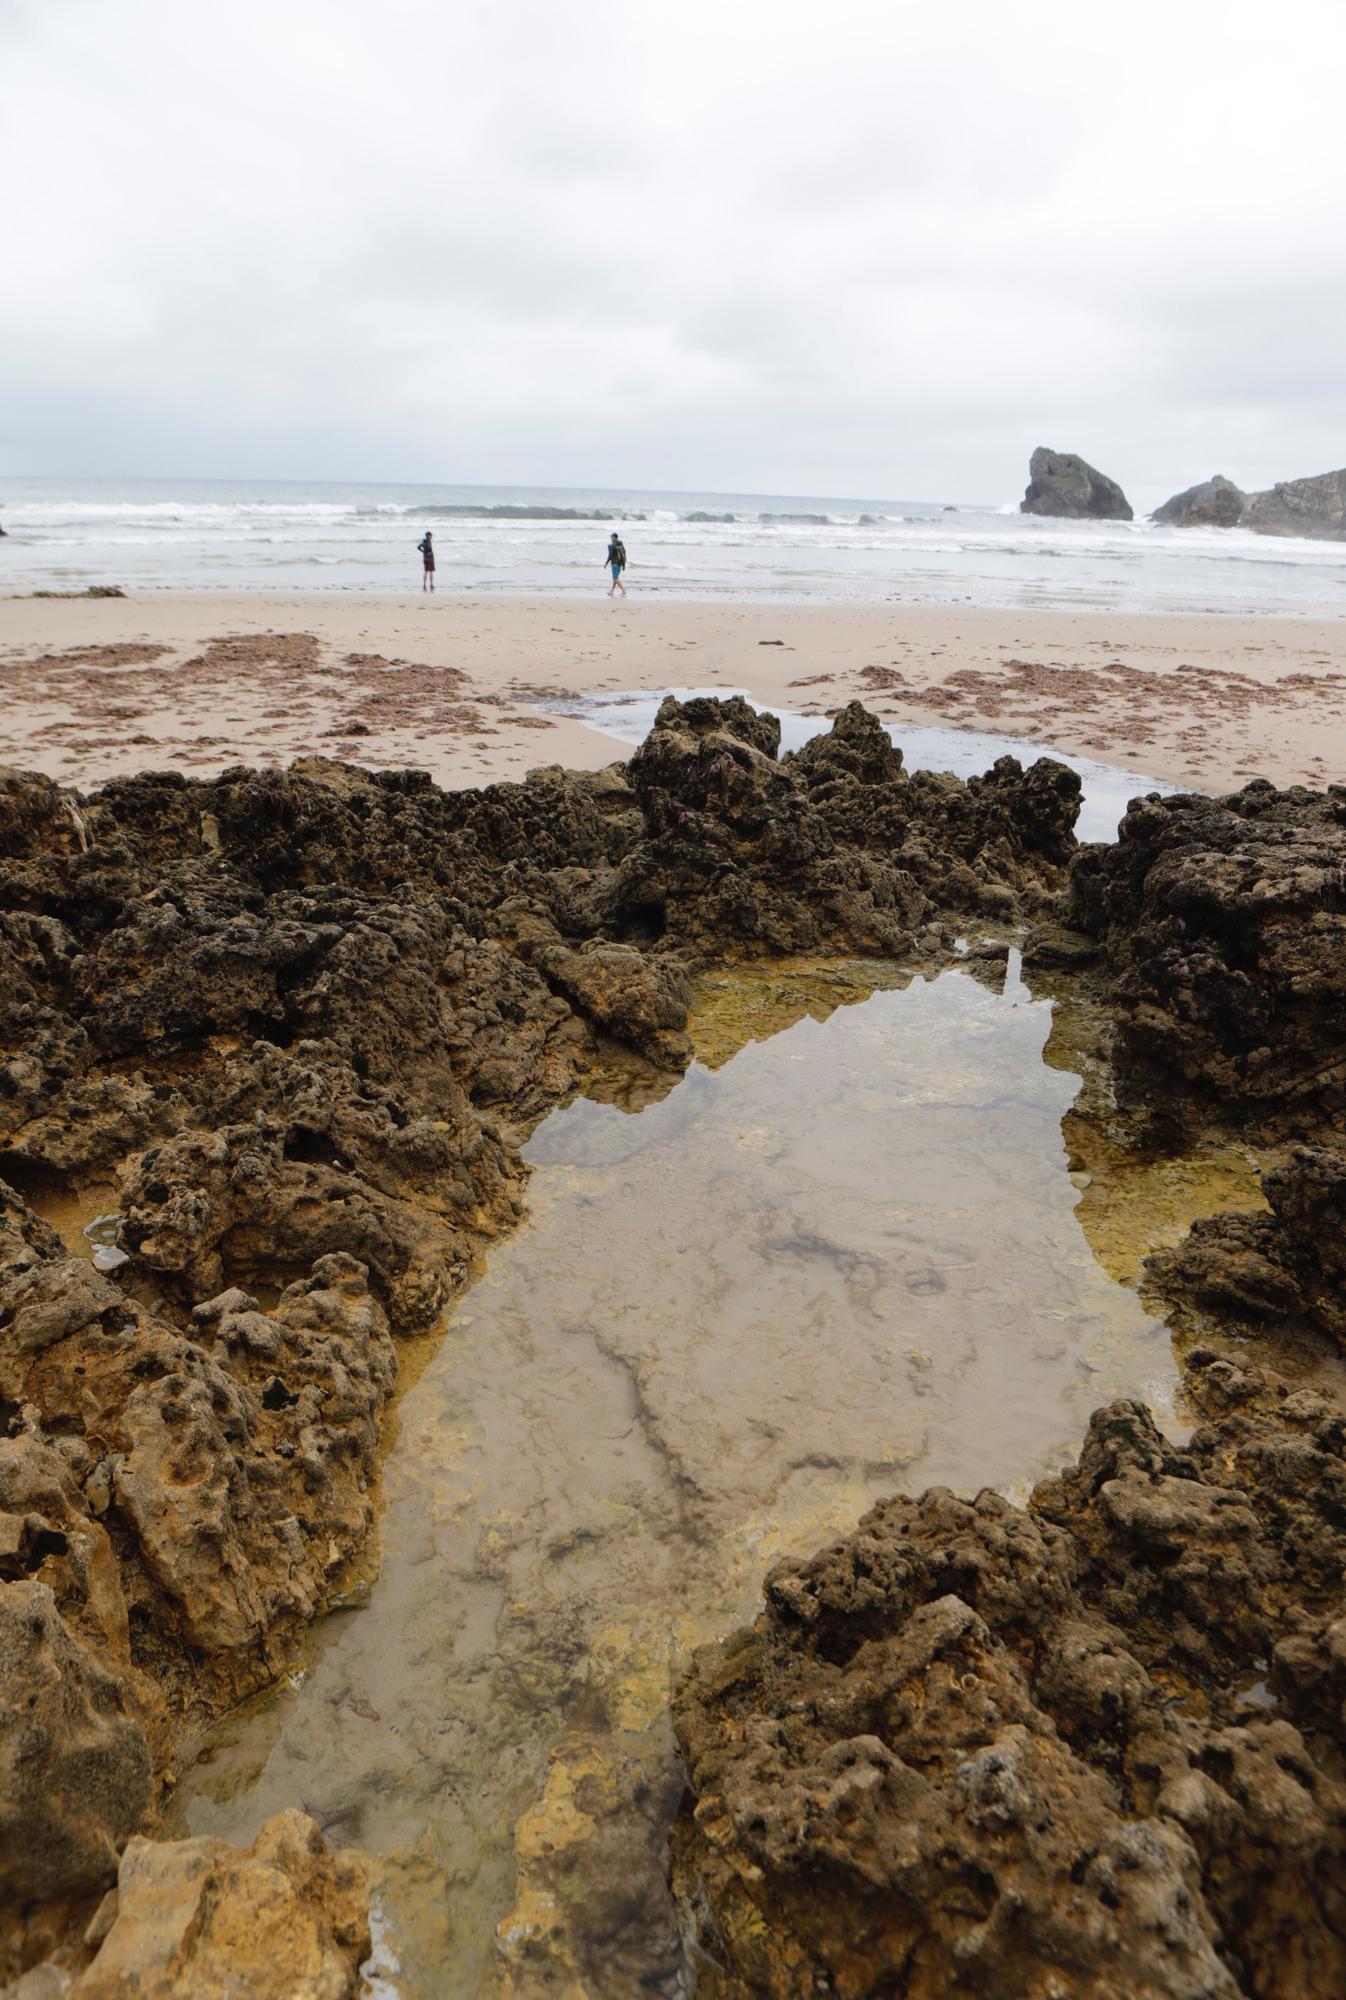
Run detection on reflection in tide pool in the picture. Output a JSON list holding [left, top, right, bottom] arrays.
[[170, 960, 1173, 1996]]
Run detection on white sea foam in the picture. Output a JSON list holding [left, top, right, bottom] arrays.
[[2, 477, 1345, 610]]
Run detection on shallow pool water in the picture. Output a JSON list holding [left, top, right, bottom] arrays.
[[168, 958, 1178, 1995]]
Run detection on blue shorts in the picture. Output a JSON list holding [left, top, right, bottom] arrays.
[[610, 562, 622, 580]]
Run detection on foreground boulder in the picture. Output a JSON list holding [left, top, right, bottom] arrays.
[[1019, 446, 1133, 521], [0, 1187, 390, 1979], [1151, 475, 1248, 528], [35, 1811, 368, 1999], [0, 1182, 397, 1721], [673, 1354, 1346, 1998], [1069, 779, 1346, 1141]]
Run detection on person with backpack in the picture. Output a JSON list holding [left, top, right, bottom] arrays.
[[417, 531, 436, 592], [605, 531, 627, 597]]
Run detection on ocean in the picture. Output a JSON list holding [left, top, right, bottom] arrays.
[[3, 476, 1345, 614]]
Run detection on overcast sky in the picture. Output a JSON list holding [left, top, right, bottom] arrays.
[[5, 0, 1345, 504]]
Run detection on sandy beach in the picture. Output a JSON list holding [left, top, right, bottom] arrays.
[[2, 589, 1344, 798]]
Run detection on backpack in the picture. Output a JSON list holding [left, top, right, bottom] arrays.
[[613, 538, 627, 569]]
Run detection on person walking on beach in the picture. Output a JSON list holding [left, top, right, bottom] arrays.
[[417, 531, 436, 592], [605, 531, 627, 597]]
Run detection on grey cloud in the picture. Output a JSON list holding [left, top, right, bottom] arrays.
[[5, 0, 1346, 498]]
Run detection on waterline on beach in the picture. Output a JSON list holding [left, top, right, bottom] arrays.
[[5, 476, 1346, 614]]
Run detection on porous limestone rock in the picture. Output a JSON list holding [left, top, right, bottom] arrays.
[[0, 1187, 396, 1718], [1145, 1142, 1346, 1350], [0, 709, 1086, 1970], [673, 1353, 1346, 1998], [618, 695, 1079, 957], [72, 1810, 368, 2000], [0, 1581, 151, 1909], [1069, 779, 1346, 1140]]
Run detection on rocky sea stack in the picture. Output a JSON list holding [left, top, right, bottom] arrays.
[[1151, 474, 1248, 528], [1153, 466, 1346, 541], [1019, 447, 1133, 521]]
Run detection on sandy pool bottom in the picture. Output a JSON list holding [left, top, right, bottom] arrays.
[[167, 955, 1211, 1996]]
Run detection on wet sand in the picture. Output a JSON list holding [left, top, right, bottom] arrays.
[[2, 591, 1344, 795]]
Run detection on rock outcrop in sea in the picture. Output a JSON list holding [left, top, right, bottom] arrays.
[[1019, 446, 1134, 521], [1245, 467, 1346, 540], [1151, 474, 1248, 528], [1152, 466, 1346, 541]]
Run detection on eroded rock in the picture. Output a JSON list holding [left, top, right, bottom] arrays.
[[72, 1810, 368, 2000], [0, 708, 1085, 1974], [1146, 1142, 1346, 1350], [0, 1581, 151, 1910], [673, 1354, 1346, 1998], [0, 1187, 395, 1722], [1069, 780, 1346, 1140], [1152, 466, 1346, 542], [1245, 467, 1346, 542], [618, 695, 1078, 957]]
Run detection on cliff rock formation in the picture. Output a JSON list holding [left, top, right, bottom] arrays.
[[1151, 467, 1346, 541], [1244, 467, 1346, 541], [1019, 447, 1133, 521]]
